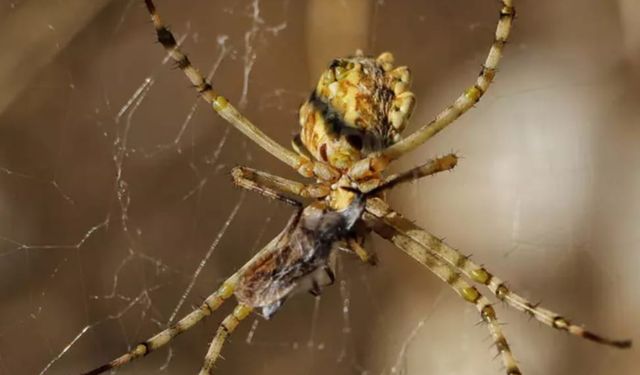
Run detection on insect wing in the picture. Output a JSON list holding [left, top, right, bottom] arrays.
[[234, 213, 306, 313], [235, 206, 338, 318]]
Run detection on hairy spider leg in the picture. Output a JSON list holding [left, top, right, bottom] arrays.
[[368, 153, 458, 194], [365, 197, 632, 349], [83, 207, 306, 375], [143, 0, 339, 181], [348, 0, 516, 180], [81, 278, 237, 375], [199, 304, 253, 375], [233, 152, 459, 203], [84, 151, 460, 374], [236, 153, 459, 267], [231, 166, 330, 200], [366, 211, 522, 375]]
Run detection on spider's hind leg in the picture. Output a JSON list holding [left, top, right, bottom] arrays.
[[347, 0, 516, 180]]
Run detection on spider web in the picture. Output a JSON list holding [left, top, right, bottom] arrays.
[[1, 1, 639, 375]]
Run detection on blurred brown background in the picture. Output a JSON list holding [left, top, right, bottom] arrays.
[[0, 0, 638, 374]]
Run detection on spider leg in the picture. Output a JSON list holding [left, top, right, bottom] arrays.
[[143, 0, 338, 181], [291, 133, 315, 160], [366, 153, 458, 194], [365, 197, 632, 349], [364, 211, 522, 375], [82, 209, 306, 375], [199, 304, 253, 375], [337, 237, 377, 265], [348, 0, 515, 179], [347, 237, 377, 265], [231, 166, 330, 200], [81, 278, 238, 375]]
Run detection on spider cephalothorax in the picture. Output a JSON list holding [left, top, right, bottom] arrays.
[[298, 52, 415, 172]]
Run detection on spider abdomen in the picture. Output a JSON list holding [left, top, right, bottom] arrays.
[[298, 52, 416, 171]]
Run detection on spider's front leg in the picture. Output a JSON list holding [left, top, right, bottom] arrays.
[[83, 206, 309, 375], [337, 153, 460, 265], [200, 304, 253, 375], [366, 197, 632, 349], [81, 277, 238, 375], [199, 195, 369, 373], [364, 211, 522, 375]]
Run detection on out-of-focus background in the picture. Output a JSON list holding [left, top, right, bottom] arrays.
[[1, 0, 638, 374]]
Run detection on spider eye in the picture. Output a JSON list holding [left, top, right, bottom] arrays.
[[345, 134, 363, 151]]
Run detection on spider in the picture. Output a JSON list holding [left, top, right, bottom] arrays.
[[83, 0, 631, 374]]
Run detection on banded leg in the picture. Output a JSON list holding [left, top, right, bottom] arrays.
[[365, 197, 632, 349], [199, 304, 253, 375], [231, 166, 330, 201], [82, 209, 306, 375], [348, 0, 516, 179], [366, 153, 458, 195], [81, 277, 238, 375], [143, 0, 338, 181], [364, 211, 521, 375]]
